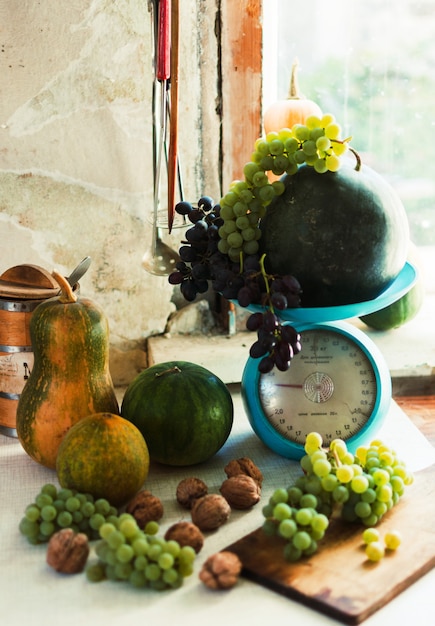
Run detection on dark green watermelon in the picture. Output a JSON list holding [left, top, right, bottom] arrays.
[[259, 163, 409, 307], [121, 361, 233, 466]]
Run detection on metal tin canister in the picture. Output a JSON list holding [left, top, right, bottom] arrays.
[[0, 296, 47, 437]]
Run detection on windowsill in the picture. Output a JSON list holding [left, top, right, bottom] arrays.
[[147, 247, 435, 394], [352, 293, 435, 394], [352, 245, 435, 394]]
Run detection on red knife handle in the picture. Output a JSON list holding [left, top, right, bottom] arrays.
[[157, 0, 171, 81]]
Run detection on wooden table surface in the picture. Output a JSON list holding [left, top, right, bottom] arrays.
[[394, 395, 435, 447]]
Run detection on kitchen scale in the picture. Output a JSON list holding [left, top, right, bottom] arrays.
[[241, 261, 417, 459]]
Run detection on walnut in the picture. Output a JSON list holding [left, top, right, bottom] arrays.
[[224, 457, 263, 487], [176, 477, 208, 509], [125, 490, 164, 528], [220, 474, 261, 509], [164, 521, 204, 553], [199, 551, 242, 589], [191, 494, 231, 531], [46, 528, 90, 574]]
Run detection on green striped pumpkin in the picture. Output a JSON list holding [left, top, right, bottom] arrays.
[[121, 361, 234, 466], [16, 271, 119, 469], [360, 243, 424, 330]]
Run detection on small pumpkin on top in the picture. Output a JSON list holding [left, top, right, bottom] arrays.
[[263, 59, 323, 135]]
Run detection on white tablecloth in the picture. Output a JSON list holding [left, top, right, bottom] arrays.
[[2, 391, 435, 626]]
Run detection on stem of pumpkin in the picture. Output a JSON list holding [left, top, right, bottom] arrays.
[[288, 58, 303, 99], [52, 270, 78, 304]]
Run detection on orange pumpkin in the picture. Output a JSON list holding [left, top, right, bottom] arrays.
[[56, 412, 149, 507], [263, 59, 322, 135], [16, 271, 119, 469]]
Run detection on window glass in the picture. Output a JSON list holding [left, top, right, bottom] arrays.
[[265, 0, 435, 248]]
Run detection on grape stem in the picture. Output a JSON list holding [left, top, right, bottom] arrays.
[[330, 447, 342, 468], [258, 253, 274, 312], [331, 138, 362, 172], [349, 146, 362, 171]]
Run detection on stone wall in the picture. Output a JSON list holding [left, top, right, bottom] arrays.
[[0, 0, 221, 383]]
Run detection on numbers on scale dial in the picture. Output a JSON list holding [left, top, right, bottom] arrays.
[[259, 328, 378, 447]]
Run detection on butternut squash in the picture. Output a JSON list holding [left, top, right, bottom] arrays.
[[16, 270, 119, 469]]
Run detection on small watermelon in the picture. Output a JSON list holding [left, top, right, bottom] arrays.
[[120, 361, 233, 466]]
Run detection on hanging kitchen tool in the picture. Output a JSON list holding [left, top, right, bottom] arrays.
[[64, 256, 91, 289], [167, 0, 179, 233], [165, 87, 184, 206], [142, 0, 180, 276]]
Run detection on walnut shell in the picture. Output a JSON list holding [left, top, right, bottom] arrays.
[[46, 528, 89, 574], [220, 474, 261, 509], [164, 521, 204, 553], [191, 494, 230, 531], [176, 477, 208, 509], [199, 551, 242, 589], [125, 490, 164, 528], [224, 457, 263, 487]]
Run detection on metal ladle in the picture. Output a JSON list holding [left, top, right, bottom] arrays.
[[142, 123, 185, 276], [141, 228, 180, 276]]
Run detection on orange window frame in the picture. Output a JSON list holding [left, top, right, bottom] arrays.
[[220, 0, 263, 190]]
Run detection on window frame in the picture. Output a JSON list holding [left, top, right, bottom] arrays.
[[220, 0, 263, 191], [221, 1, 434, 389]]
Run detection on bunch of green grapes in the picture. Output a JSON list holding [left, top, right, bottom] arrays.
[[86, 515, 196, 590], [218, 114, 351, 263], [18, 483, 119, 545], [302, 433, 413, 525], [262, 433, 413, 562], [261, 486, 330, 562]]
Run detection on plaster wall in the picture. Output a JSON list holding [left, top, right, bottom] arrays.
[[0, 0, 221, 382]]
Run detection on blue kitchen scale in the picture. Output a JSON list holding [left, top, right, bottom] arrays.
[[241, 262, 417, 460]]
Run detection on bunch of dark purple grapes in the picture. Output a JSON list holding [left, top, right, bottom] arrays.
[[168, 196, 303, 372], [247, 311, 302, 373], [241, 266, 303, 372], [168, 196, 224, 301]]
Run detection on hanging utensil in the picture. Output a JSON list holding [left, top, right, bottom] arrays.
[[142, 0, 180, 276], [165, 87, 185, 204], [167, 0, 179, 233], [154, 0, 170, 223], [150, 0, 158, 205], [65, 256, 91, 288]]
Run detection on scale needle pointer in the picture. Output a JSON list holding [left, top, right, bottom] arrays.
[[274, 383, 304, 389]]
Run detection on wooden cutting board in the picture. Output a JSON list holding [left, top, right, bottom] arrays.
[[226, 463, 435, 624]]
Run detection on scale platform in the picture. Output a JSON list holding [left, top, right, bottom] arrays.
[[244, 261, 417, 323]]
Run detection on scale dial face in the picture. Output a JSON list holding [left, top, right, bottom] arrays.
[[242, 321, 392, 459]]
